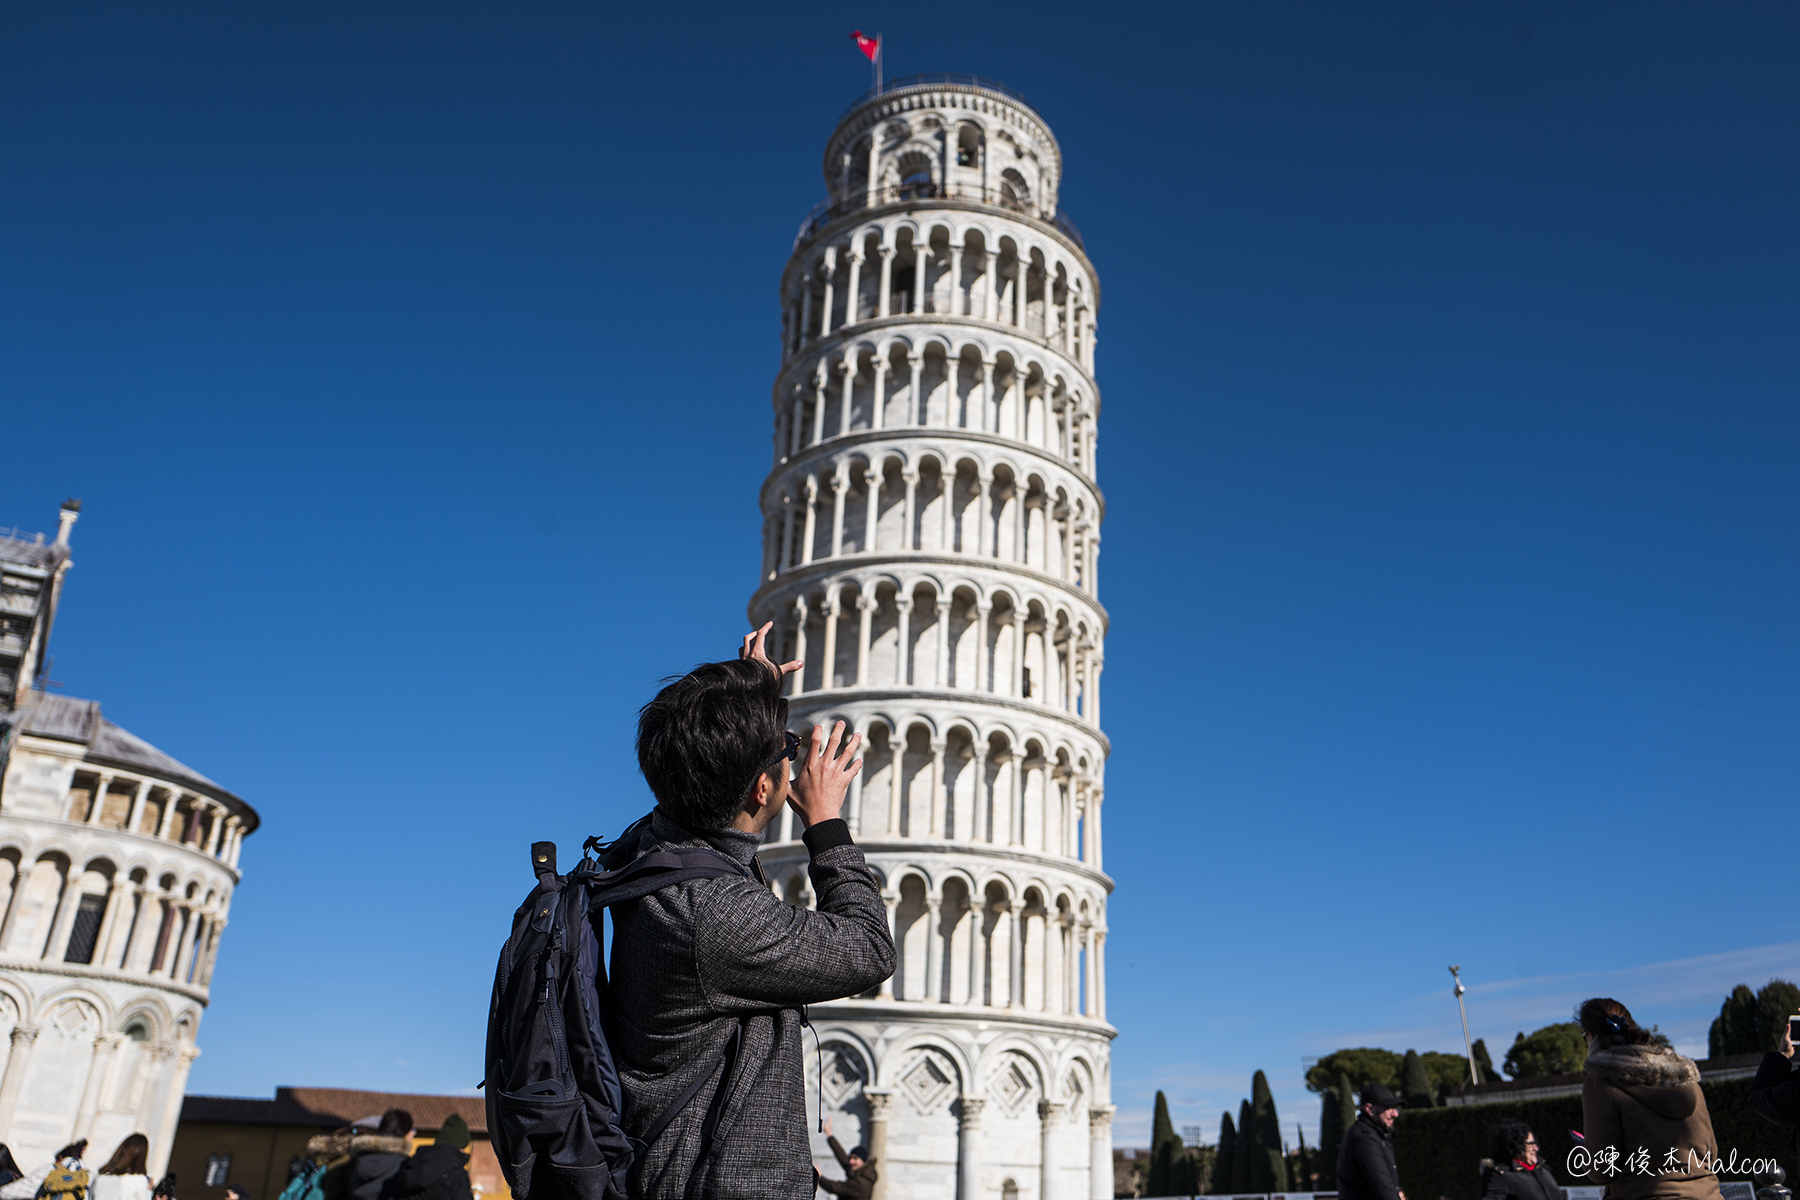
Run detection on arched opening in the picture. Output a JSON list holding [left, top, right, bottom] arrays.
[[999, 168, 1031, 213], [896, 152, 935, 201]]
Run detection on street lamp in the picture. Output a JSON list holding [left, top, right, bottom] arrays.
[[1450, 965, 1482, 1085]]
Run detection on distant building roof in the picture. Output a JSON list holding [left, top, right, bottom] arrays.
[[182, 1088, 488, 1135], [15, 692, 252, 822]]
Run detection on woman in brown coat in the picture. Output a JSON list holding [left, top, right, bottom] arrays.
[[1578, 997, 1722, 1200]]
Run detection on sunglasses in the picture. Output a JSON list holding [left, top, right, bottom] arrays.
[[764, 730, 803, 775]]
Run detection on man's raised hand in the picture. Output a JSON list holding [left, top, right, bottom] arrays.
[[740, 620, 801, 684], [789, 720, 862, 828]]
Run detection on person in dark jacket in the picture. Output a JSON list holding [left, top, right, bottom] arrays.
[[384, 1116, 472, 1200], [812, 1118, 875, 1200], [609, 630, 896, 1200], [323, 1112, 411, 1200], [1749, 1018, 1800, 1173], [1481, 1121, 1560, 1200], [1338, 1083, 1406, 1200]]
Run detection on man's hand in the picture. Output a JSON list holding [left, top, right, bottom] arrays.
[[823, 1116, 834, 1138], [1779, 1019, 1795, 1060], [790, 721, 861, 828], [741, 621, 801, 684]]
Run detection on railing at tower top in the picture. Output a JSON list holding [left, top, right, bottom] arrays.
[[837, 73, 1037, 123], [795, 183, 1084, 251]]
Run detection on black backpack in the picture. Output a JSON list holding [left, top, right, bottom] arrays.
[[484, 833, 746, 1200]]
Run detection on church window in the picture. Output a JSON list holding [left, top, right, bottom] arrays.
[[205, 1156, 231, 1187], [63, 892, 106, 963]]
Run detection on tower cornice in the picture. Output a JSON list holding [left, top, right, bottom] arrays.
[[750, 554, 1109, 633]]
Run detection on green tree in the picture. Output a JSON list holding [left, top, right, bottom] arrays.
[[1305, 1048, 1404, 1094], [1234, 1099, 1254, 1194], [1148, 1090, 1177, 1195], [1504, 1023, 1588, 1079], [1247, 1071, 1289, 1192], [1710, 984, 1760, 1057], [1318, 1079, 1347, 1189], [1401, 1050, 1436, 1108], [1420, 1051, 1470, 1099], [1756, 979, 1800, 1052], [1471, 1038, 1497, 1083], [1172, 1147, 1201, 1195], [1212, 1110, 1238, 1195]]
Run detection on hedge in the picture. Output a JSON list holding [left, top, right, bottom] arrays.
[[1392, 1078, 1796, 1200]]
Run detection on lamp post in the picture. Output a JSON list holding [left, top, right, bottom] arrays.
[[1450, 965, 1481, 1084]]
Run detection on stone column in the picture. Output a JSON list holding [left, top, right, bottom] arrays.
[[865, 1090, 893, 1200], [0, 1027, 40, 1132], [790, 598, 809, 697], [1088, 1106, 1114, 1200], [779, 496, 796, 572], [204, 805, 227, 855], [830, 474, 849, 557], [980, 360, 996, 433], [126, 779, 150, 833], [940, 468, 957, 551], [1014, 492, 1029, 564], [1094, 927, 1107, 1019], [1065, 281, 1077, 353], [871, 358, 888, 430], [984, 251, 999, 320], [818, 253, 836, 338], [957, 1096, 985, 1200], [790, 388, 806, 457], [1083, 924, 1097, 1016], [812, 371, 829, 445], [73, 1032, 124, 1138], [1039, 1100, 1065, 1200], [1000, 901, 1017, 1007], [1014, 257, 1027, 327], [1045, 265, 1059, 343], [862, 468, 881, 553], [91, 774, 118, 824], [855, 596, 875, 686], [847, 732, 865, 834], [799, 279, 813, 342], [218, 814, 240, 861], [1089, 788, 1103, 870], [947, 242, 963, 316], [969, 746, 988, 840], [150, 1044, 201, 1177], [944, 356, 961, 429], [934, 600, 952, 687], [837, 358, 855, 438], [1010, 753, 1026, 847], [887, 736, 903, 836], [968, 891, 984, 1003], [911, 249, 926, 316], [800, 477, 819, 564], [893, 598, 911, 685], [1009, 612, 1025, 699], [907, 355, 924, 424], [92, 877, 131, 968], [974, 604, 993, 691], [877, 248, 894, 319], [923, 895, 943, 1001], [928, 743, 946, 836], [820, 592, 841, 690], [45, 868, 86, 961], [902, 471, 918, 549], [843, 251, 863, 325]]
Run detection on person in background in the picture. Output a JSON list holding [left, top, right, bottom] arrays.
[[36, 1142, 92, 1200], [149, 1175, 175, 1200], [1481, 1122, 1559, 1200], [1578, 996, 1722, 1200], [224, 1187, 254, 1200], [92, 1135, 151, 1200], [0, 1143, 87, 1200], [0, 1147, 23, 1190], [811, 1117, 875, 1200], [323, 1112, 411, 1200], [1749, 1016, 1800, 1175], [1337, 1083, 1407, 1200], [384, 1115, 473, 1200]]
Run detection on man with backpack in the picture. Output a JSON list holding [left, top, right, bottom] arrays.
[[608, 627, 896, 1198]]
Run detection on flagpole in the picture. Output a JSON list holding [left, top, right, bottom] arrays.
[[876, 34, 882, 92]]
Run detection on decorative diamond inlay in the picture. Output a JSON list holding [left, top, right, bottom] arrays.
[[820, 1048, 868, 1108], [900, 1055, 953, 1112], [992, 1060, 1035, 1114]]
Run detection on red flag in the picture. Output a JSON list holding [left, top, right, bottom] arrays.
[[850, 30, 880, 62]]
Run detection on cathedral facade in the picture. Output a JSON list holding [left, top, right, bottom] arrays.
[[0, 502, 256, 1176], [748, 77, 1112, 1200]]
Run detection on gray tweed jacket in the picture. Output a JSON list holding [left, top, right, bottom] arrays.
[[607, 810, 894, 1200]]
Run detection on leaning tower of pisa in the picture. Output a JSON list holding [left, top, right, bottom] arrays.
[[747, 76, 1111, 1200]]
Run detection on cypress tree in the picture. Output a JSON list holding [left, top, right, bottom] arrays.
[[1401, 1050, 1435, 1108], [1712, 984, 1759, 1056], [1756, 979, 1800, 1052], [1233, 1099, 1254, 1195], [1319, 1083, 1346, 1188], [1149, 1090, 1177, 1195], [1471, 1038, 1497, 1084], [1213, 1111, 1238, 1195], [1248, 1070, 1289, 1192], [1172, 1149, 1199, 1195]]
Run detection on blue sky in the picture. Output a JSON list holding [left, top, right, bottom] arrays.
[[3, 0, 1796, 1147]]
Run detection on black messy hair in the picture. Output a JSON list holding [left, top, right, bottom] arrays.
[[1488, 1121, 1533, 1165], [637, 658, 789, 830]]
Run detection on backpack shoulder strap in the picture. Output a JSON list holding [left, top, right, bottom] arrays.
[[584, 846, 748, 909]]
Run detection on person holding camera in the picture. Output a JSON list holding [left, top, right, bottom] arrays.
[[607, 625, 896, 1200], [1749, 1014, 1800, 1174], [1481, 1122, 1559, 1200], [1338, 1083, 1408, 1200]]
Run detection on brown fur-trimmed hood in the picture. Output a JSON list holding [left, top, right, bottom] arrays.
[[304, 1134, 408, 1160], [1585, 1043, 1700, 1088]]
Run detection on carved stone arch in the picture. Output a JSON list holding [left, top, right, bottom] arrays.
[[0, 978, 29, 1028], [979, 1039, 1049, 1117], [116, 996, 173, 1041], [1060, 1054, 1097, 1109]]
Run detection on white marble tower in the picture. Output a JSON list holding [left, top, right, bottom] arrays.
[[748, 76, 1113, 1200], [0, 503, 255, 1177]]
